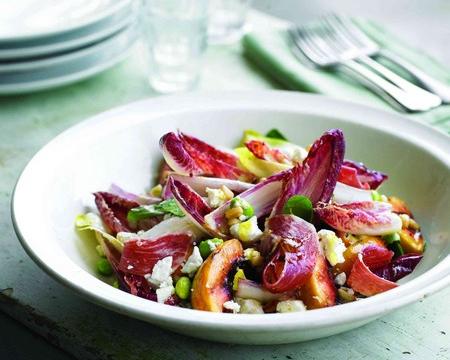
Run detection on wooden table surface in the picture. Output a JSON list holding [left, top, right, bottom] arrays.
[[0, 6, 449, 360]]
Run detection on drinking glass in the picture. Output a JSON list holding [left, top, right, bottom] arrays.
[[141, 0, 208, 93], [208, 0, 252, 44]]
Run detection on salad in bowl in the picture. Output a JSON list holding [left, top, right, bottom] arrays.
[[75, 128, 425, 314]]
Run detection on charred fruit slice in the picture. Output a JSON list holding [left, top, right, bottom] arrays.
[[332, 236, 386, 276], [191, 239, 243, 312], [299, 254, 336, 309], [399, 229, 425, 254]]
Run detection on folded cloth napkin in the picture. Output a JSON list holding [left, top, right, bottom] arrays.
[[242, 18, 450, 134]]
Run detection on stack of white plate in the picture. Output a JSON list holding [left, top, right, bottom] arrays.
[[0, 0, 138, 95]]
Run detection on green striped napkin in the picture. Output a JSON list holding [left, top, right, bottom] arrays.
[[242, 19, 450, 134]]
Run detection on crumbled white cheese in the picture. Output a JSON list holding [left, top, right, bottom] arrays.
[[230, 216, 263, 243], [156, 283, 174, 304], [145, 256, 173, 287], [237, 298, 264, 314], [223, 300, 241, 313], [335, 272, 347, 286], [117, 232, 138, 243], [276, 300, 307, 313], [181, 246, 203, 276], [206, 187, 227, 208], [318, 229, 346, 266]]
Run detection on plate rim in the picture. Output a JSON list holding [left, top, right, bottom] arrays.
[[0, 9, 134, 60], [11, 91, 450, 336], [0, 0, 131, 43], [0, 28, 137, 94]]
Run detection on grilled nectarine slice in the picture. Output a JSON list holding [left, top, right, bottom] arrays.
[[332, 236, 385, 276], [300, 254, 336, 309], [191, 239, 243, 312]]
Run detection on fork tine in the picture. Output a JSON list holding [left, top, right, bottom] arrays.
[[331, 14, 377, 48], [322, 15, 361, 51], [290, 27, 327, 65]]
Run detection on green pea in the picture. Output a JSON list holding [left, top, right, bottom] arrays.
[[390, 241, 404, 257], [175, 276, 191, 300], [96, 258, 113, 276], [231, 197, 254, 218], [199, 238, 223, 259], [371, 190, 382, 201], [382, 232, 400, 245], [242, 204, 254, 218]]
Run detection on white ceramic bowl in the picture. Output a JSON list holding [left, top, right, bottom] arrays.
[[12, 92, 450, 344]]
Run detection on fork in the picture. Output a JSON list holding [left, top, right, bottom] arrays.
[[289, 23, 442, 112], [327, 14, 450, 104]]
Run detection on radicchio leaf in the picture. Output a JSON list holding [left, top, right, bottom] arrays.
[[162, 173, 253, 199], [342, 160, 387, 190], [139, 216, 204, 242], [110, 183, 161, 205], [204, 171, 286, 237], [348, 247, 398, 296], [373, 254, 423, 282], [236, 279, 287, 303], [118, 234, 193, 276], [245, 139, 290, 163], [168, 177, 212, 234], [160, 131, 254, 181], [122, 274, 157, 301], [93, 231, 157, 301], [262, 215, 320, 293], [315, 201, 402, 236], [271, 129, 345, 215], [333, 181, 373, 204], [94, 192, 139, 235]]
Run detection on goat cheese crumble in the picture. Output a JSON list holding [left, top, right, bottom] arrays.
[[181, 246, 203, 276], [318, 229, 346, 266], [145, 256, 173, 287], [223, 300, 241, 313], [144, 256, 174, 303], [206, 187, 227, 208], [276, 300, 307, 313], [230, 216, 263, 243], [237, 298, 264, 314]]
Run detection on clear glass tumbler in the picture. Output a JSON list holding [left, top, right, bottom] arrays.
[[208, 0, 252, 44], [141, 0, 208, 93]]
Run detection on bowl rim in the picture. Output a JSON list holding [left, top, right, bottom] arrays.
[[11, 91, 450, 331]]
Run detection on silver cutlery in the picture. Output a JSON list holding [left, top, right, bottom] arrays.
[[289, 19, 442, 112], [327, 14, 450, 104]]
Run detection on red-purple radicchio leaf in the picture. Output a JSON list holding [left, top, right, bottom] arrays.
[[204, 171, 287, 237], [98, 236, 157, 301], [118, 234, 193, 276], [94, 192, 139, 235], [348, 247, 398, 296], [315, 201, 402, 236], [245, 139, 289, 163], [373, 254, 423, 282], [262, 215, 320, 293], [160, 131, 254, 182], [169, 177, 212, 234], [342, 160, 388, 190], [122, 274, 157, 301], [271, 129, 345, 215], [109, 183, 161, 205], [162, 173, 253, 199]]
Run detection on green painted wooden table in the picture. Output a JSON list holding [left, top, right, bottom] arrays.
[[0, 11, 449, 360]]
